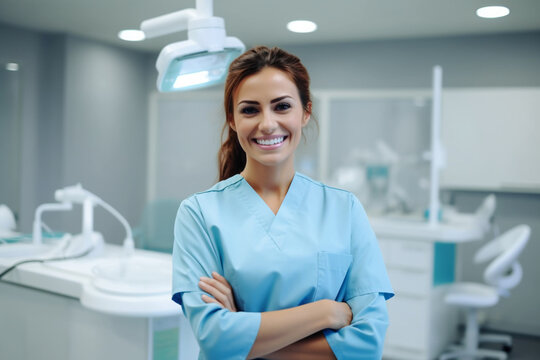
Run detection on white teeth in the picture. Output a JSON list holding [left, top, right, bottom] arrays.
[[256, 137, 284, 146]]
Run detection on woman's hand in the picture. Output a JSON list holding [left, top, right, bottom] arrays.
[[198, 271, 238, 312], [323, 299, 353, 330]]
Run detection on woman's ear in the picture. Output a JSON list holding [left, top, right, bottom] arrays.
[[227, 115, 237, 132], [302, 102, 312, 127]]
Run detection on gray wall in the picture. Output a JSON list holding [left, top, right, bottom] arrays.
[[0, 62, 22, 216], [0, 24, 42, 230], [0, 23, 153, 243], [285, 32, 540, 89], [59, 35, 151, 242]]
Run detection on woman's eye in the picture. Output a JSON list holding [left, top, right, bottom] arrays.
[[275, 102, 291, 111], [240, 106, 258, 115]]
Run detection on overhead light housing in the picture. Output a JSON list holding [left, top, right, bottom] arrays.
[[476, 6, 510, 19], [287, 20, 317, 33], [140, 0, 245, 92]]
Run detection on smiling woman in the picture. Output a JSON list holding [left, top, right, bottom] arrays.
[[230, 67, 310, 179], [171, 46, 394, 359]]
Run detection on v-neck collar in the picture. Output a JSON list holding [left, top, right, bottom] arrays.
[[239, 172, 304, 236]]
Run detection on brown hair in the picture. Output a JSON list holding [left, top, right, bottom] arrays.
[[218, 46, 312, 181]]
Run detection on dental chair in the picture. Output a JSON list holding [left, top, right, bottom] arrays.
[[439, 224, 531, 360], [445, 194, 497, 235], [475, 194, 497, 234]]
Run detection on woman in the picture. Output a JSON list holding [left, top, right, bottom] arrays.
[[172, 46, 394, 359]]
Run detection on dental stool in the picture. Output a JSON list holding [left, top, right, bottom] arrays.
[[438, 224, 530, 360]]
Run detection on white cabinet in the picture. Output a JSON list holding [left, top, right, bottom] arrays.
[[380, 237, 458, 360]]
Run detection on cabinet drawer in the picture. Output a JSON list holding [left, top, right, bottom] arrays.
[[383, 238, 432, 271], [387, 268, 431, 296]]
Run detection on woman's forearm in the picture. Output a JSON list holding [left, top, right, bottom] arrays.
[[262, 332, 335, 360], [247, 299, 346, 359]]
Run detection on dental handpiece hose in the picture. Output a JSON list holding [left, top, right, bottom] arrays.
[[95, 198, 134, 256]]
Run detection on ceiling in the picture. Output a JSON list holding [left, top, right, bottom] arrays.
[[1, 0, 540, 53]]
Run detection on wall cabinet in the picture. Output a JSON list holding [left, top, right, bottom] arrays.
[[441, 88, 540, 193]]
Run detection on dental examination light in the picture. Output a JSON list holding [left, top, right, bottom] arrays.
[[141, 0, 245, 92]]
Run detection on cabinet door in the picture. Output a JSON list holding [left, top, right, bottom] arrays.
[[441, 87, 540, 193], [386, 295, 429, 352]]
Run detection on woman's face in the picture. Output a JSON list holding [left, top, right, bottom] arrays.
[[231, 67, 310, 172]]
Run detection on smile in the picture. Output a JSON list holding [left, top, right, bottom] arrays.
[[254, 136, 286, 146]]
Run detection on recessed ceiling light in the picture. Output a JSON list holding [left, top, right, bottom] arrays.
[[476, 6, 510, 19], [287, 20, 317, 34], [118, 29, 145, 42], [5, 63, 19, 71]]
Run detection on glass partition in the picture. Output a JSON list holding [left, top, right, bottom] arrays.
[[314, 91, 433, 216]]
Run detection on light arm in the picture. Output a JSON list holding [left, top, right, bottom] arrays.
[[140, 0, 213, 39]]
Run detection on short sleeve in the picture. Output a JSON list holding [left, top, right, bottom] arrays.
[[344, 195, 394, 301], [172, 197, 221, 296], [172, 197, 261, 359], [324, 293, 389, 359], [321, 195, 394, 359]]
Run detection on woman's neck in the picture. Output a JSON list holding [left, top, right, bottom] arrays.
[[241, 161, 295, 214]]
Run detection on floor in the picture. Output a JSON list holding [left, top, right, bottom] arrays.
[[435, 328, 540, 359], [493, 333, 540, 360], [449, 331, 540, 359]]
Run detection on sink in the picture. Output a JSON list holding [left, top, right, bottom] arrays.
[[44, 250, 172, 296], [0, 243, 55, 258], [91, 256, 172, 295], [79, 254, 175, 317]]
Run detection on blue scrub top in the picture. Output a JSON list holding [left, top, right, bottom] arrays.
[[172, 173, 394, 359]]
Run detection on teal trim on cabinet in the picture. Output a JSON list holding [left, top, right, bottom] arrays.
[[433, 242, 455, 286]]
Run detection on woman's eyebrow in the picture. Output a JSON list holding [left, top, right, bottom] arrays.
[[237, 95, 293, 106], [237, 100, 259, 106], [271, 95, 293, 104]]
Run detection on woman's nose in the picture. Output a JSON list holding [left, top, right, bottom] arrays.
[[259, 111, 278, 134]]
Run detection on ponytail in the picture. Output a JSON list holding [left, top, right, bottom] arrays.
[[218, 126, 246, 181]]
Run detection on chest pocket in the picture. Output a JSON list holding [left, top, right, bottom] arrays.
[[313, 251, 353, 302]]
